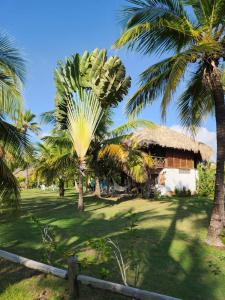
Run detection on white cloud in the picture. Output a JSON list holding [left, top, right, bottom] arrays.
[[170, 125, 216, 161]]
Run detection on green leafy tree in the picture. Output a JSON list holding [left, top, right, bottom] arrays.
[[114, 0, 225, 247], [0, 32, 30, 208]]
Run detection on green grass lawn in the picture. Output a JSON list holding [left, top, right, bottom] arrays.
[[0, 189, 225, 300]]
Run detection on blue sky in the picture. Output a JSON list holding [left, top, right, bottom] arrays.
[[1, 0, 216, 154]]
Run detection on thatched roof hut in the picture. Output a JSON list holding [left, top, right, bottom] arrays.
[[128, 125, 212, 161]]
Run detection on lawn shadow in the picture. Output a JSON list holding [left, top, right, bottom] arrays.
[[0, 191, 223, 300]]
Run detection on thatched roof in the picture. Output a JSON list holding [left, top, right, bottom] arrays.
[[128, 125, 212, 161]]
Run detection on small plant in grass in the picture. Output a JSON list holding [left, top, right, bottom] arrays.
[[152, 186, 161, 200], [107, 238, 129, 286], [89, 238, 111, 263], [30, 214, 57, 264], [88, 215, 144, 286], [107, 238, 143, 288], [99, 267, 110, 279], [124, 213, 138, 235], [123, 213, 143, 287]]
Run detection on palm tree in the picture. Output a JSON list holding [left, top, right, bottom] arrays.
[[54, 49, 131, 210], [67, 89, 103, 211], [114, 0, 225, 247], [89, 113, 154, 197], [0, 32, 29, 208], [15, 109, 40, 188], [35, 139, 75, 197], [54, 49, 131, 109], [98, 119, 154, 189], [16, 109, 40, 135], [88, 109, 113, 197], [99, 143, 153, 185]]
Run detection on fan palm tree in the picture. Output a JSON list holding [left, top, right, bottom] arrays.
[[54, 49, 131, 110], [54, 49, 131, 210], [67, 89, 103, 211], [0, 32, 29, 208], [15, 109, 40, 188], [114, 0, 225, 247]]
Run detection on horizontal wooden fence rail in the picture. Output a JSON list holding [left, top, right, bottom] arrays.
[[0, 249, 181, 300], [0, 249, 67, 278]]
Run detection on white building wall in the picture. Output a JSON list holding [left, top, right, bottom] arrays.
[[157, 168, 198, 195]]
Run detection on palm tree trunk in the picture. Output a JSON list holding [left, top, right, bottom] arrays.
[[74, 176, 79, 192], [23, 128, 29, 190], [78, 171, 84, 211], [78, 158, 85, 211], [94, 176, 101, 197], [206, 64, 225, 247], [25, 167, 29, 189], [59, 178, 65, 197]]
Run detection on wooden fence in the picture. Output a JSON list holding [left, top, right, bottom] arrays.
[[0, 249, 181, 300]]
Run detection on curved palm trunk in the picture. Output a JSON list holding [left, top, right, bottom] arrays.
[[206, 65, 225, 247], [94, 176, 101, 197]]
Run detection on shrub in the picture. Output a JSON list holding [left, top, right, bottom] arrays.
[[175, 187, 191, 197], [197, 163, 215, 199]]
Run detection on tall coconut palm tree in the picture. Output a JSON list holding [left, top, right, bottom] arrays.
[[0, 32, 29, 208], [16, 109, 40, 135], [15, 109, 40, 188], [114, 0, 225, 247]]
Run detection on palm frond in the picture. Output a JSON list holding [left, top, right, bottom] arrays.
[[178, 64, 213, 130], [42, 134, 73, 150], [0, 117, 31, 160], [40, 110, 56, 125], [0, 68, 22, 116], [0, 33, 26, 83], [98, 143, 152, 183], [111, 118, 154, 137], [114, 0, 199, 54], [125, 41, 218, 118], [0, 157, 20, 209]]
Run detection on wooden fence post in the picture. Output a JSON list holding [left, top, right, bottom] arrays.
[[68, 256, 79, 299]]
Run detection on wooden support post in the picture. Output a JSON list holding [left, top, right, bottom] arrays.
[[68, 256, 79, 299]]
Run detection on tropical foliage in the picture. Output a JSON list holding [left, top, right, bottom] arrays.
[[114, 0, 225, 247], [197, 163, 215, 199], [67, 89, 103, 210], [0, 33, 30, 208], [55, 48, 131, 109], [35, 132, 75, 197], [50, 49, 132, 210]]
